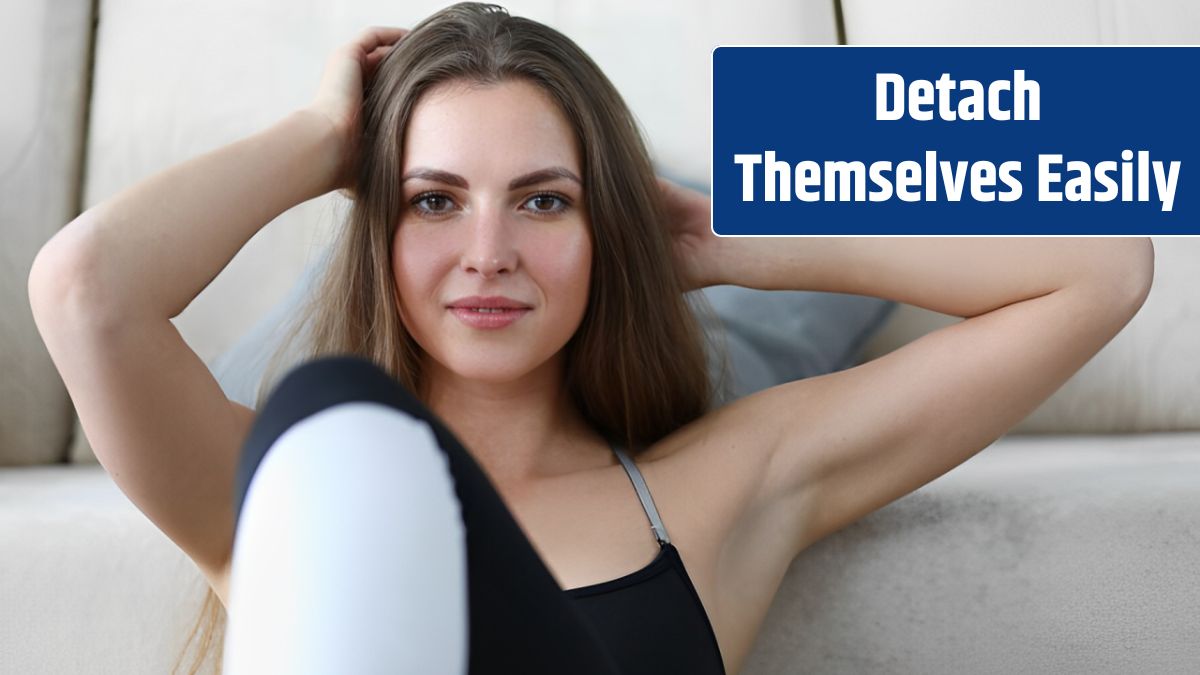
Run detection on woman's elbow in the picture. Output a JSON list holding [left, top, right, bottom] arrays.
[[1110, 237, 1155, 314], [1131, 237, 1155, 304]]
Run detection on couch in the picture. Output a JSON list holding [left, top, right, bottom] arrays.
[[2, 1, 1198, 673]]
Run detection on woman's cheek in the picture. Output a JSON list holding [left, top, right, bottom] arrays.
[[555, 223, 593, 287], [532, 225, 592, 330], [393, 231, 442, 326]]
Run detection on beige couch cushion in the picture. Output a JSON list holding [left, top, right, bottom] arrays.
[[0, 0, 94, 465], [743, 431, 1200, 674], [13, 435, 1200, 674], [0, 464, 216, 674]]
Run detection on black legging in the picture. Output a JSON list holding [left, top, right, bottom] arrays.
[[222, 354, 621, 674]]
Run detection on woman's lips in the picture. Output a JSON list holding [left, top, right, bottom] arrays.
[[448, 307, 531, 329]]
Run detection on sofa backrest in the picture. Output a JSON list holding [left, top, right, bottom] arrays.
[[5, 0, 1197, 468], [0, 0, 94, 466], [854, 0, 1200, 433]]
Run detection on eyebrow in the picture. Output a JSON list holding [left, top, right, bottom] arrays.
[[401, 166, 582, 191]]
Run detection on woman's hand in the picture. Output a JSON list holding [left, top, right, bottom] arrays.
[[304, 26, 409, 194], [658, 176, 724, 291]]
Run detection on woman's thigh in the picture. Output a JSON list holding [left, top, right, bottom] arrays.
[[228, 354, 620, 675]]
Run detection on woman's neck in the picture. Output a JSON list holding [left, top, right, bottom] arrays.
[[422, 355, 610, 487]]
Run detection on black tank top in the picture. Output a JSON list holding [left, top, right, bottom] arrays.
[[564, 444, 727, 675]]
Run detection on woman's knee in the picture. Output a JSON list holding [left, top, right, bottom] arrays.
[[247, 355, 429, 448], [233, 354, 445, 523], [224, 399, 469, 675], [234, 400, 463, 525]]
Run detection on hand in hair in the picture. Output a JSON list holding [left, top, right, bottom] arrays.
[[657, 176, 722, 291], [304, 26, 409, 194]]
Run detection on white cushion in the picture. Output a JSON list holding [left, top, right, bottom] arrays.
[[841, 0, 1200, 44], [845, 0, 1200, 432], [0, 465, 213, 674]]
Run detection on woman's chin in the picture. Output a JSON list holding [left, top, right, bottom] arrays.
[[439, 354, 550, 385], [414, 333, 569, 385]]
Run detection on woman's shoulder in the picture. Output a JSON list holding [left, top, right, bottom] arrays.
[[633, 385, 815, 565], [638, 387, 787, 487], [628, 385, 828, 673]]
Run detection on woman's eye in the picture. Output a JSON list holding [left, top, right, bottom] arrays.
[[412, 193, 456, 215], [523, 193, 569, 214]]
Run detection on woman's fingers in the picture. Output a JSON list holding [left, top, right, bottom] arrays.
[[354, 26, 409, 52], [365, 44, 394, 65]]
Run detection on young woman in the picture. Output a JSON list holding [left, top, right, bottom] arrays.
[[28, 3, 1153, 674]]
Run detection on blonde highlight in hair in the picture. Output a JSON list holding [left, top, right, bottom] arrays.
[[178, 3, 718, 671], [170, 583, 225, 675]]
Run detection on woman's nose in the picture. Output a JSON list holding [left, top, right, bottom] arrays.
[[460, 211, 518, 278]]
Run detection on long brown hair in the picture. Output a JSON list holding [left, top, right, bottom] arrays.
[[174, 3, 720, 672]]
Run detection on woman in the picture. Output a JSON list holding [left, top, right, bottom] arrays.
[[27, 3, 1153, 674]]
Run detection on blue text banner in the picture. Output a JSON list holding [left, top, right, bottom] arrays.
[[712, 46, 1198, 235]]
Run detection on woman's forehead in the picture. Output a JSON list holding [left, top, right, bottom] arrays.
[[402, 79, 581, 179]]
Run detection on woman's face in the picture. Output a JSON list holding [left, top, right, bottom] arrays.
[[393, 78, 592, 385]]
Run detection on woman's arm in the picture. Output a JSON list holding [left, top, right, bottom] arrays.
[[657, 177, 1153, 316], [36, 109, 340, 320], [36, 25, 409, 319], [24, 109, 338, 589], [26, 27, 406, 591], [655, 187, 1156, 628], [709, 236, 1153, 319]]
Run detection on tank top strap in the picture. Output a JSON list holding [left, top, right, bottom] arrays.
[[610, 443, 671, 547]]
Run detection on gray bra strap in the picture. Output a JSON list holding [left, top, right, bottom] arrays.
[[612, 445, 671, 546]]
